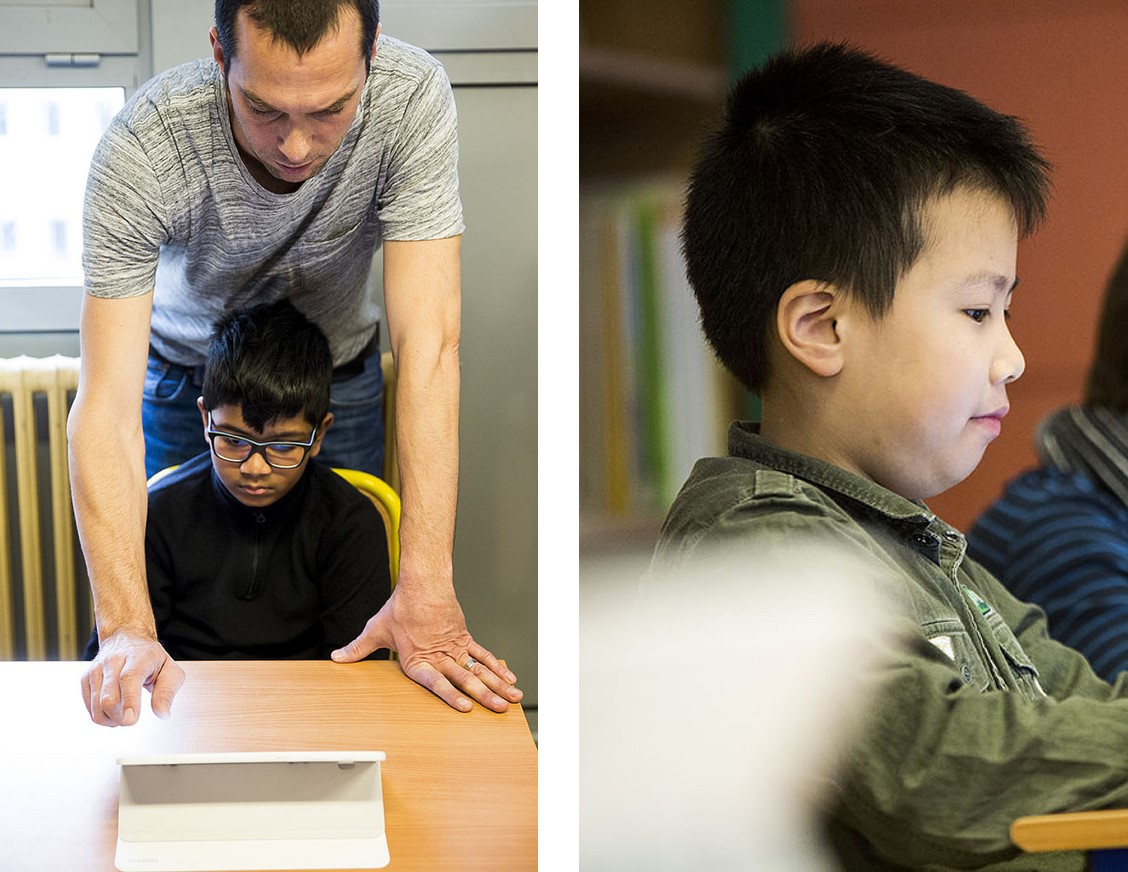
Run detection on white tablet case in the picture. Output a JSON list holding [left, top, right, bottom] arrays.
[[115, 751, 389, 872]]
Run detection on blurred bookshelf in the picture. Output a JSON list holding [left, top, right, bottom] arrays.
[[580, 0, 727, 179], [579, 0, 752, 556]]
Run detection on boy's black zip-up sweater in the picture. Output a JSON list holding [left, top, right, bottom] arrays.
[[135, 452, 391, 660]]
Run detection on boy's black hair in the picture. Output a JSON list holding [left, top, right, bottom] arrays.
[[682, 41, 1051, 392], [214, 0, 380, 76], [202, 299, 333, 431], [1086, 238, 1128, 412]]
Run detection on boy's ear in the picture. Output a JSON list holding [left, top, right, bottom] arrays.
[[776, 280, 846, 378], [308, 412, 334, 458], [197, 397, 209, 442]]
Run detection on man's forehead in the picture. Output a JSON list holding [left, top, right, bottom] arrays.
[[233, 4, 363, 60]]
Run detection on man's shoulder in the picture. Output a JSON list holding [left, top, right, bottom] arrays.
[[121, 59, 219, 125], [371, 34, 447, 83], [362, 34, 451, 118]]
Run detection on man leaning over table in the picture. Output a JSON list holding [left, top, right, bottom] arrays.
[[68, 0, 522, 726]]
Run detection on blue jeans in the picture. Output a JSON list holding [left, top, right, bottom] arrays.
[[142, 348, 385, 479]]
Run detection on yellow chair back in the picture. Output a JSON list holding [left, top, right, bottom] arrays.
[[330, 467, 400, 586]]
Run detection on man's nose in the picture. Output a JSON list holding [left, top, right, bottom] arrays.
[[278, 125, 311, 164]]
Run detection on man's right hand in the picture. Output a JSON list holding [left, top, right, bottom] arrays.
[[80, 632, 185, 727]]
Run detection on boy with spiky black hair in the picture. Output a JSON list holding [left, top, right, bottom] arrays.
[[654, 42, 1128, 871]]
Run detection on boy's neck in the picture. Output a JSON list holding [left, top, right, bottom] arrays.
[[757, 384, 849, 474]]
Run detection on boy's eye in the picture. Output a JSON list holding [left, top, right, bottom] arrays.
[[219, 435, 250, 449], [964, 308, 989, 323], [249, 104, 278, 118], [269, 444, 299, 455]]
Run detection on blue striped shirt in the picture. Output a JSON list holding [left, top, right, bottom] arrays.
[[967, 466, 1128, 682]]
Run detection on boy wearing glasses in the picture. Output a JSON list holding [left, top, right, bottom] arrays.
[[85, 299, 391, 660]]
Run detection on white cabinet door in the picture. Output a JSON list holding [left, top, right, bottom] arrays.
[[450, 82, 538, 705], [0, 0, 138, 55], [381, 0, 536, 51]]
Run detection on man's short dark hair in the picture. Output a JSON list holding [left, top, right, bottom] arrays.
[[202, 299, 333, 431], [682, 41, 1051, 392], [214, 0, 380, 76]]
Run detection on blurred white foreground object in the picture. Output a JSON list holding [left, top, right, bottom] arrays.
[[580, 541, 896, 870]]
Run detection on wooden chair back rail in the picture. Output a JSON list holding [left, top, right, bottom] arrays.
[[1012, 808, 1128, 853]]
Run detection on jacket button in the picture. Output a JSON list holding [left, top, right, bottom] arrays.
[[962, 664, 972, 683]]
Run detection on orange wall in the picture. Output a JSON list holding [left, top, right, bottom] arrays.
[[791, 0, 1128, 530]]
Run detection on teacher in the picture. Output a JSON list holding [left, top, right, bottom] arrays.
[[69, 0, 522, 726]]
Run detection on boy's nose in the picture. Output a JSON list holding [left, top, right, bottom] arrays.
[[240, 450, 272, 475], [993, 324, 1026, 385]]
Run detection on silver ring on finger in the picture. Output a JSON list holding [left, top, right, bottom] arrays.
[[464, 656, 478, 670]]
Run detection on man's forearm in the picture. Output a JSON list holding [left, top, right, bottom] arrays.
[[392, 336, 459, 596], [68, 404, 155, 639], [382, 235, 462, 598]]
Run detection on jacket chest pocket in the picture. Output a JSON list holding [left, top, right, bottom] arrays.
[[983, 610, 1046, 699], [922, 619, 992, 692]]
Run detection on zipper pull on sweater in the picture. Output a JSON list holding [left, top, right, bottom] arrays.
[[238, 512, 268, 600]]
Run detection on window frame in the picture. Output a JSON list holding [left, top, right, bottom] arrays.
[[0, 0, 143, 339]]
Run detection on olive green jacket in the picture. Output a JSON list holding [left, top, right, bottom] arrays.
[[652, 422, 1128, 871]]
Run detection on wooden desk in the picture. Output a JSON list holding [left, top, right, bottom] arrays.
[[0, 661, 537, 871]]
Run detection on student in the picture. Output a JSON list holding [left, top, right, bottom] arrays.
[[84, 299, 391, 662], [968, 236, 1128, 683], [651, 41, 1128, 870]]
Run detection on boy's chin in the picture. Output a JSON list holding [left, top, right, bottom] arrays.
[[925, 458, 987, 501], [227, 482, 282, 508], [891, 460, 984, 503]]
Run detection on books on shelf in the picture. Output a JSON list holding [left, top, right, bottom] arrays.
[[580, 181, 734, 522]]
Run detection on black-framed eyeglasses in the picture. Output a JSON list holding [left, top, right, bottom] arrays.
[[206, 413, 318, 469]]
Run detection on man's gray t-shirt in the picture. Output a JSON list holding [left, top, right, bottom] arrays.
[[82, 34, 464, 367]]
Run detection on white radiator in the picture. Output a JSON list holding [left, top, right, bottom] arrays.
[[0, 355, 86, 660]]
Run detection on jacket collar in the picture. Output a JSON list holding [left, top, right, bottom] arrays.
[[728, 421, 935, 527]]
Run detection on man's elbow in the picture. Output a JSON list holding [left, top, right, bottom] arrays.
[[67, 391, 142, 453], [440, 327, 460, 363]]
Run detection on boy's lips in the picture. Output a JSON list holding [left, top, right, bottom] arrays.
[[971, 406, 1008, 437]]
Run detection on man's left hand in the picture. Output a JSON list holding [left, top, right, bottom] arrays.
[[331, 584, 522, 713]]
